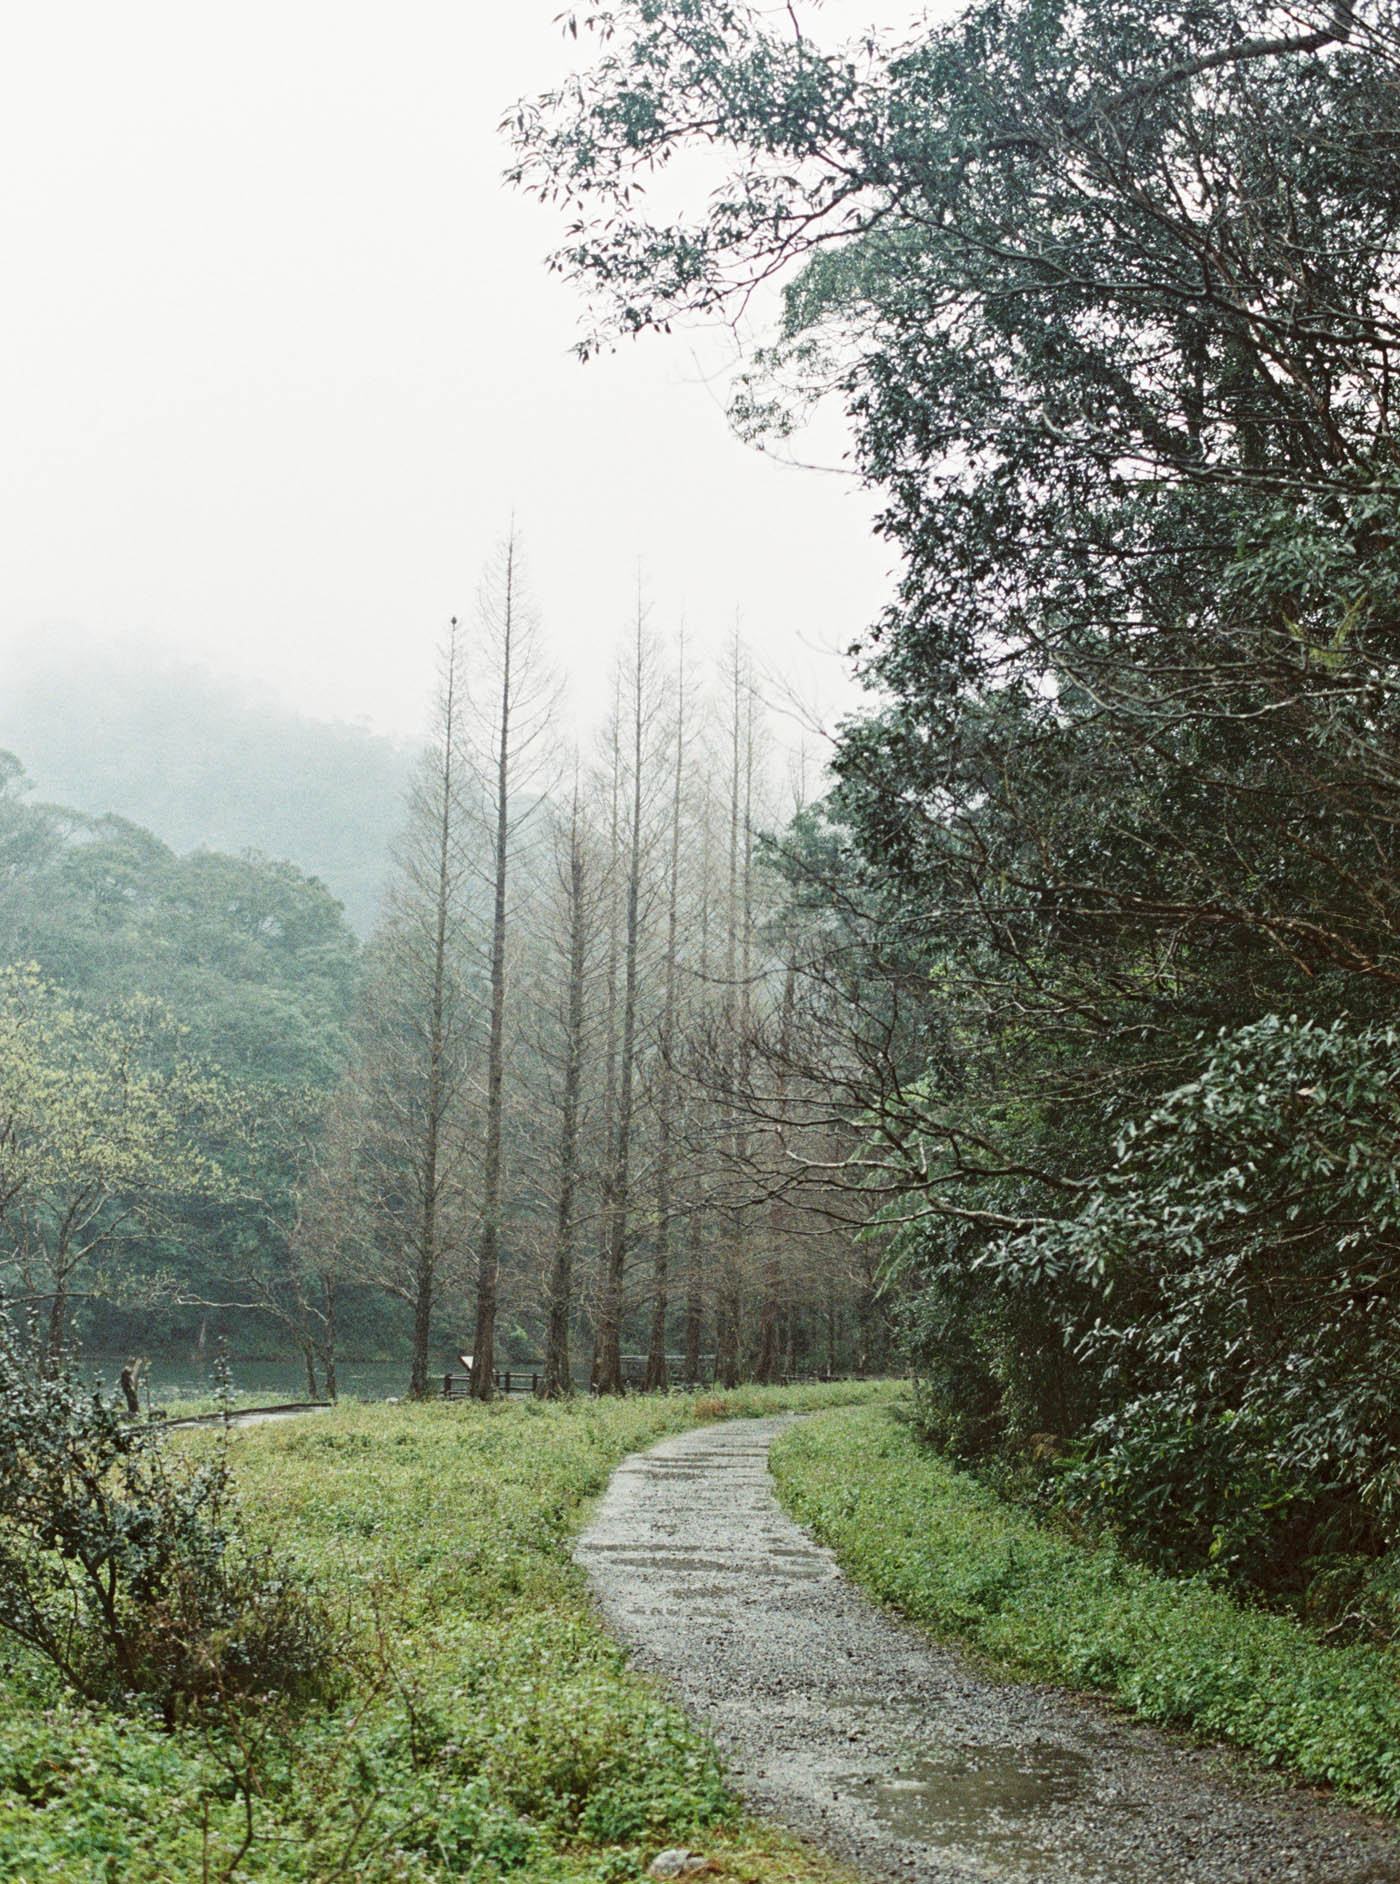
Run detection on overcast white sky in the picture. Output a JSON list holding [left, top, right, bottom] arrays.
[[0, 1, 931, 749]]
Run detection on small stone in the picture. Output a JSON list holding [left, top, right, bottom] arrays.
[[648, 1851, 709, 1880]]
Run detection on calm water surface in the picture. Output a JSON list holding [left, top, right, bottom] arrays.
[[85, 1354, 414, 1405], [83, 1354, 586, 1406]]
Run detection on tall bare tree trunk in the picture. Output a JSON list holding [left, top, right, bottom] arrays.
[[593, 674, 623, 1393], [683, 1203, 705, 1384], [544, 789, 588, 1398], [471, 545, 518, 1400], [755, 959, 795, 1384], [682, 776, 714, 1387], [645, 650, 686, 1392], [716, 641, 746, 1390], [598, 605, 648, 1395], [409, 619, 463, 1399]]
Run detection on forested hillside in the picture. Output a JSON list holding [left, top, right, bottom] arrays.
[[0, 752, 373, 1369], [0, 636, 412, 934]]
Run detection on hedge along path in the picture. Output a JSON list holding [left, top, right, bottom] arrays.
[[576, 1413, 1400, 1884]]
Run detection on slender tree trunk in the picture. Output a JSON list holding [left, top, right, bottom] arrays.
[[683, 1204, 705, 1383], [409, 621, 462, 1399], [716, 643, 745, 1390], [594, 676, 623, 1393], [471, 546, 518, 1399], [682, 777, 713, 1389], [755, 959, 795, 1385], [598, 609, 647, 1395], [46, 1281, 68, 1374], [545, 797, 588, 1398], [323, 1273, 338, 1402], [645, 652, 686, 1392]]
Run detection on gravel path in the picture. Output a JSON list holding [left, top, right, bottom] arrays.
[[575, 1415, 1400, 1884]]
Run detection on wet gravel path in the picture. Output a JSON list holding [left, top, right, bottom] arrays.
[[575, 1415, 1400, 1884]]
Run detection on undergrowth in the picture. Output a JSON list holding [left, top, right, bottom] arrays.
[[770, 1402, 1400, 1816], [0, 1380, 888, 1883]]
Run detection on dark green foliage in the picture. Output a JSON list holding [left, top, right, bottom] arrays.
[[1026, 1018, 1400, 1584], [0, 1318, 336, 1720]]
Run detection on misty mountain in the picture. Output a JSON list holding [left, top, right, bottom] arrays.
[[0, 636, 414, 934]]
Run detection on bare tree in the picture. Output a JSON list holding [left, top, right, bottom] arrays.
[[596, 596, 667, 1395], [540, 779, 599, 1396], [466, 534, 560, 1398], [644, 639, 692, 1390], [355, 619, 477, 1399]]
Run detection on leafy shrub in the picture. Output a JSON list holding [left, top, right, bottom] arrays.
[[975, 1017, 1400, 1590], [0, 1315, 337, 1721]]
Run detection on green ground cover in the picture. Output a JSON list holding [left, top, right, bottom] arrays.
[[0, 1383, 887, 1884], [770, 1402, 1400, 1816]]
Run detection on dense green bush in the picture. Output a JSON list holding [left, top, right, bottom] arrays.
[[0, 1317, 336, 1721], [1012, 1018, 1400, 1590]]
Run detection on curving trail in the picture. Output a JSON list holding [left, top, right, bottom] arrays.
[[575, 1415, 1400, 1884]]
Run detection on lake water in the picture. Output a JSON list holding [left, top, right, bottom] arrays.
[[82, 1353, 587, 1407], [85, 1354, 415, 1406]]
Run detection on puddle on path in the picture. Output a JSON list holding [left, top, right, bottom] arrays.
[[836, 1743, 1153, 1881], [584, 1418, 1400, 1884], [864, 1743, 1090, 1832]]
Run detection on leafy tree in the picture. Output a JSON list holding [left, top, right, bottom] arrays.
[[0, 966, 236, 1363]]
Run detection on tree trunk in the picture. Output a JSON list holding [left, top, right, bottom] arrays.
[[471, 544, 519, 1400], [592, 671, 623, 1394], [756, 959, 796, 1386], [715, 639, 747, 1390], [598, 610, 648, 1396], [408, 621, 462, 1399], [683, 1205, 705, 1384], [545, 798, 588, 1399], [645, 653, 686, 1393], [323, 1273, 338, 1402]]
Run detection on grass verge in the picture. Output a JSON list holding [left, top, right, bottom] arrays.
[[0, 1382, 887, 1884], [770, 1401, 1400, 1816]]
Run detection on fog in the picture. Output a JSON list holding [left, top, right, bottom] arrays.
[[0, 0, 927, 750]]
